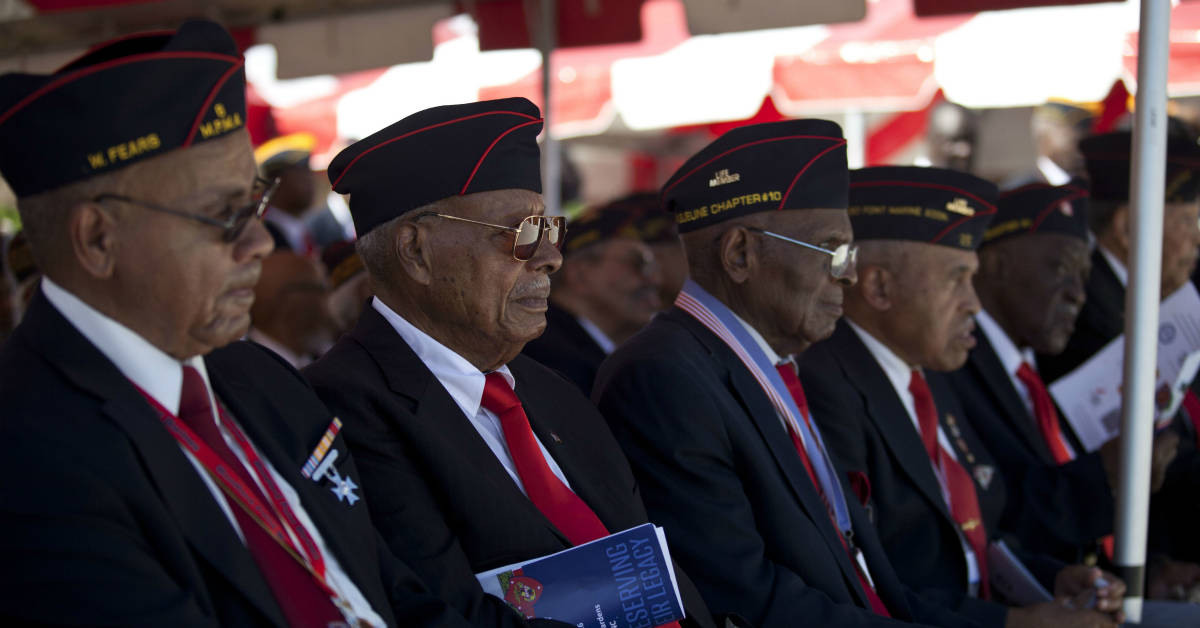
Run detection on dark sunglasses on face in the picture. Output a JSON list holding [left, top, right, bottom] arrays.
[[414, 212, 566, 261], [93, 176, 279, 243]]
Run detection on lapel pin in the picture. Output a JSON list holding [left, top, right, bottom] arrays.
[[550, 432, 562, 444]]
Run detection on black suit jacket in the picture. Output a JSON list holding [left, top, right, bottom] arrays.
[[798, 322, 1011, 628], [303, 304, 714, 628], [593, 308, 981, 628], [944, 326, 1114, 561], [520, 303, 608, 396], [0, 290, 472, 627]]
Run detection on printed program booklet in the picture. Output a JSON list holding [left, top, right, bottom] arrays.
[[475, 523, 685, 628], [1050, 282, 1200, 452]]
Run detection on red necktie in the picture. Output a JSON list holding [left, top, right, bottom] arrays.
[[1015, 363, 1074, 464], [776, 363, 891, 617], [481, 373, 610, 545], [1183, 391, 1200, 449], [909, 370, 991, 600], [482, 374, 684, 628], [178, 367, 344, 627]]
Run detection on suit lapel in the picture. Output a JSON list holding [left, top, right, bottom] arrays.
[[208, 368, 382, 612], [667, 310, 868, 605], [23, 293, 287, 627], [829, 323, 955, 524], [514, 360, 622, 535], [351, 306, 571, 546], [967, 329, 1054, 461], [1088, 249, 1127, 339]]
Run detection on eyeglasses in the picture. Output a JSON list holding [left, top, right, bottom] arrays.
[[94, 176, 279, 243], [747, 227, 857, 280], [415, 212, 566, 261]]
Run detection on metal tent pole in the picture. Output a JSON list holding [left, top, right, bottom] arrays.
[[538, 0, 562, 216], [1115, 0, 1171, 621]]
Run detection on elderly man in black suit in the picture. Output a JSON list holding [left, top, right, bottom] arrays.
[[593, 120, 982, 628], [302, 98, 714, 628], [799, 167, 1128, 628], [0, 20, 503, 627]]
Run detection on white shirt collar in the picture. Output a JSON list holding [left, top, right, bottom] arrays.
[[265, 208, 309, 251], [1098, 243, 1129, 287], [576, 315, 616, 355], [247, 328, 311, 369], [41, 277, 210, 415], [975, 309, 1038, 375], [1037, 155, 1072, 186], [371, 297, 514, 417], [846, 318, 914, 399]]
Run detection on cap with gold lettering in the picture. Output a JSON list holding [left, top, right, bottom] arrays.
[[0, 20, 247, 198], [661, 119, 848, 233], [1079, 131, 1200, 203], [984, 179, 1089, 246], [328, 98, 544, 237], [256, 132, 316, 179], [564, 192, 677, 254], [848, 166, 996, 251]]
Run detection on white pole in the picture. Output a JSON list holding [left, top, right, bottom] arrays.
[[538, 0, 562, 216], [1115, 0, 1170, 622], [844, 108, 866, 169]]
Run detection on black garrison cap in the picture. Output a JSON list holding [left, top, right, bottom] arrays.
[[327, 97, 544, 237], [847, 166, 997, 251], [563, 192, 678, 254], [1079, 131, 1200, 204], [985, 179, 1090, 245], [661, 119, 848, 234], [0, 20, 247, 198]]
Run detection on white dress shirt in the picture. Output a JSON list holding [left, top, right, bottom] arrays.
[[975, 310, 1075, 460], [371, 297, 572, 495], [1037, 155, 1072, 186], [577, 315, 617, 355], [42, 278, 383, 627], [247, 328, 312, 369], [975, 309, 1037, 417], [265, 208, 312, 253], [1098, 244, 1129, 287], [846, 320, 981, 593]]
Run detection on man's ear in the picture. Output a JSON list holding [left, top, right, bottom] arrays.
[[719, 226, 756, 284], [394, 221, 434, 286], [857, 264, 895, 311], [69, 201, 120, 279]]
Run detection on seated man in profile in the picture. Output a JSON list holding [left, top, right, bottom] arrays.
[[303, 98, 715, 628], [800, 167, 1133, 628], [0, 20, 504, 627], [594, 120, 980, 628]]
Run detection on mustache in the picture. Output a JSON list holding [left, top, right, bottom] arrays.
[[511, 277, 551, 300], [224, 264, 262, 292]]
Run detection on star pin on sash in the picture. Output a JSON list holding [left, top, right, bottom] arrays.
[[301, 418, 359, 506]]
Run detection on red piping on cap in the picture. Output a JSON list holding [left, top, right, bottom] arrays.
[[329, 110, 541, 191], [1030, 186, 1089, 233], [183, 59, 246, 147], [931, 205, 997, 244], [662, 135, 845, 199], [0, 51, 241, 128], [460, 118, 544, 195], [778, 139, 847, 210]]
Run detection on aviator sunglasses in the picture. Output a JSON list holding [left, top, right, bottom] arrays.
[[415, 212, 566, 261]]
